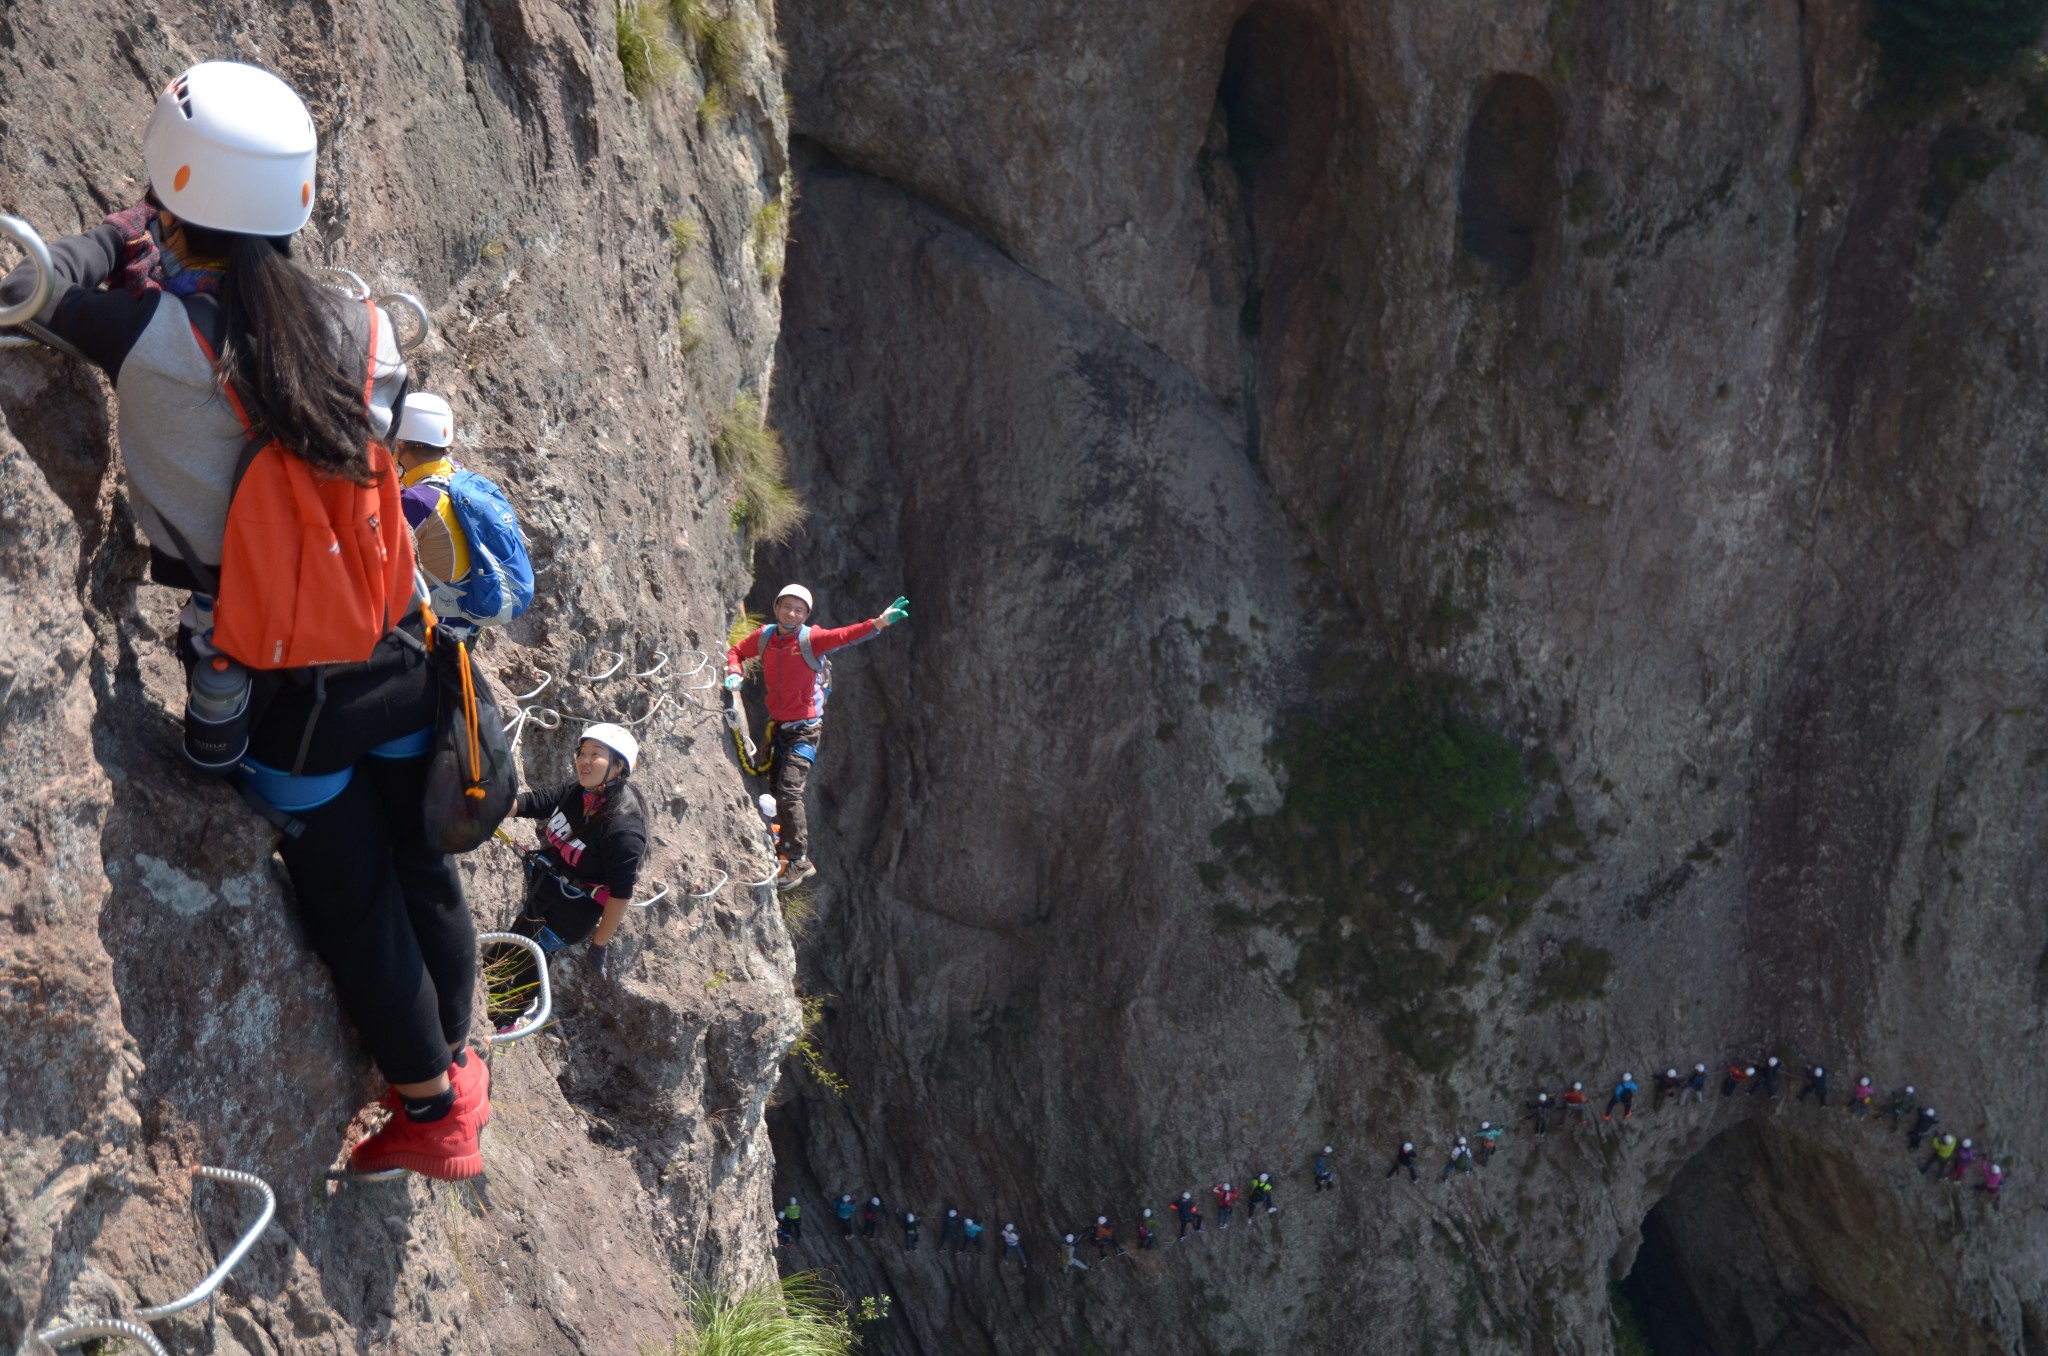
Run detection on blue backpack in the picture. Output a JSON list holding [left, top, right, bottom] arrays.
[[429, 469, 534, 626]]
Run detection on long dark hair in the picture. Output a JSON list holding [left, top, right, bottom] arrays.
[[190, 225, 374, 484]]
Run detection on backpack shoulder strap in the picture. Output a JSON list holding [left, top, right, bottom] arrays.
[[795, 624, 821, 673]]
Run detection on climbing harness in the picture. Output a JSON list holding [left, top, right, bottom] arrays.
[[133, 1166, 276, 1321]]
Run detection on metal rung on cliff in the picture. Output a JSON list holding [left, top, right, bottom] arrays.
[[629, 880, 672, 908], [479, 931, 553, 1043], [0, 215, 92, 363], [26, 1317, 171, 1356], [132, 1166, 277, 1321]]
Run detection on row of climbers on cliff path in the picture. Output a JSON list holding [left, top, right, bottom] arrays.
[[0, 61, 909, 1186]]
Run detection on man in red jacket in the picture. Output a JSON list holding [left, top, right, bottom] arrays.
[[726, 583, 909, 885]]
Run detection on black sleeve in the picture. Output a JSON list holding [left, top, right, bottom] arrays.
[[601, 815, 646, 900], [513, 781, 572, 820], [0, 223, 160, 378]]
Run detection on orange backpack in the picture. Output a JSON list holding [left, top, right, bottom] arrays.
[[196, 299, 416, 669]]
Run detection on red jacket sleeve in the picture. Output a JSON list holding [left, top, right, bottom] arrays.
[[804, 618, 883, 656], [726, 625, 765, 675]]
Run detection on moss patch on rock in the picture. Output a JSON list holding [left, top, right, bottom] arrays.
[[1210, 673, 1580, 1071]]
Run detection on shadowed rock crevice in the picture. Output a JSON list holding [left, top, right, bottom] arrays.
[[1458, 74, 1560, 283], [1619, 1120, 1961, 1356]]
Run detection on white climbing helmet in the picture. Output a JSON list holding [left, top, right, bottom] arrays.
[[1859, 1076, 1871, 1086], [948, 1209, 958, 1217], [1745, 1066, 1756, 1076], [1258, 1173, 1269, 1183], [1667, 1069, 1678, 1079], [578, 722, 638, 773], [145, 62, 318, 236], [788, 1196, 797, 1206], [1622, 1073, 1633, 1082], [1992, 1164, 2002, 1174], [1181, 1190, 1192, 1200], [1323, 1145, 1333, 1154], [1222, 1182, 1232, 1192], [1480, 1121, 1492, 1131], [1457, 1137, 1467, 1146], [1925, 1107, 1935, 1116], [1572, 1082, 1583, 1091], [1906, 1086, 1915, 1095], [871, 1197, 881, 1205], [1097, 1215, 1107, 1225], [906, 1212, 916, 1222], [1814, 1066, 1824, 1076], [1962, 1138, 1973, 1148], [841, 1194, 851, 1202], [1537, 1093, 1549, 1103], [1142, 1208, 1153, 1218], [1768, 1056, 1780, 1067], [396, 392, 455, 448], [1402, 1142, 1414, 1152], [1064, 1233, 1075, 1243], [775, 583, 814, 611], [1695, 1063, 1706, 1073]]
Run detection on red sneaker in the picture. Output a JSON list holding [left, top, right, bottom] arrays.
[[348, 1089, 484, 1181], [450, 1049, 492, 1131]]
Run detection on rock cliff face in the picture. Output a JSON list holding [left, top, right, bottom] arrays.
[[1, 1, 802, 1352], [768, 0, 2048, 1352]]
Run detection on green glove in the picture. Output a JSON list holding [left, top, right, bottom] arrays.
[[880, 596, 910, 627], [724, 673, 744, 691]]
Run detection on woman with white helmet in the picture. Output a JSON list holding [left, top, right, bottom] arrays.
[[0, 63, 487, 1180], [490, 723, 649, 1017]]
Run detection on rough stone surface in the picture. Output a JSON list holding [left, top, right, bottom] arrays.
[[770, 0, 2048, 1352], [0, 1, 801, 1352]]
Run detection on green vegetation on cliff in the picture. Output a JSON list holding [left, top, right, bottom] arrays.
[[1210, 675, 1581, 1070], [648, 1274, 856, 1356]]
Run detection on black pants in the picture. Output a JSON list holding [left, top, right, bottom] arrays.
[[278, 754, 473, 1085], [487, 874, 602, 1022], [771, 720, 820, 859], [264, 628, 471, 1085]]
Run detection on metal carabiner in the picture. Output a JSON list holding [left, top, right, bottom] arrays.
[[131, 1166, 277, 1322], [376, 292, 431, 354], [0, 215, 53, 329], [0, 215, 92, 363]]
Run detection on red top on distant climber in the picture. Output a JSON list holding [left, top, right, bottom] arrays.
[[727, 618, 881, 721]]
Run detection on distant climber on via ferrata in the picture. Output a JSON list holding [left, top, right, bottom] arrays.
[[725, 583, 909, 887]]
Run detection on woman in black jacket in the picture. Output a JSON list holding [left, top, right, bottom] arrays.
[[491, 723, 648, 1022]]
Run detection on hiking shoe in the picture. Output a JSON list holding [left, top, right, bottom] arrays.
[[778, 856, 817, 888], [450, 1048, 492, 1131], [348, 1090, 484, 1181]]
